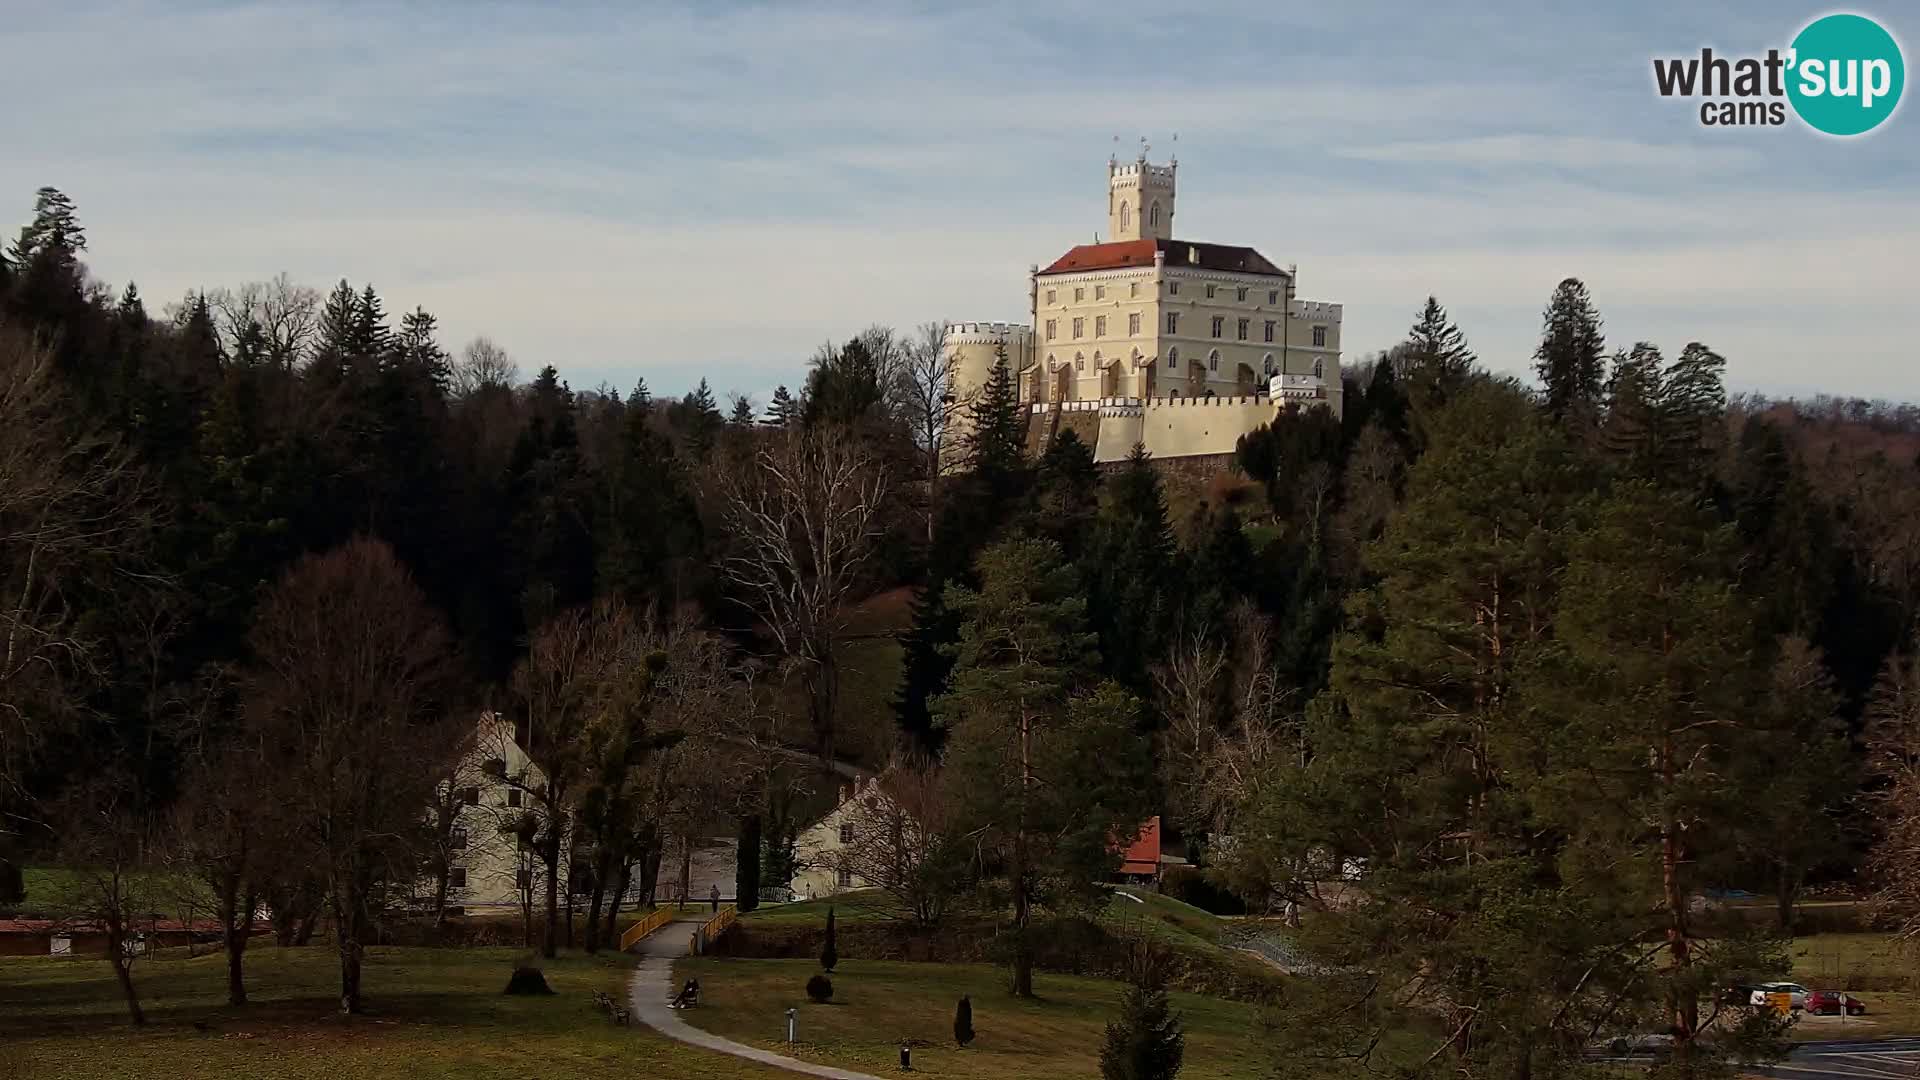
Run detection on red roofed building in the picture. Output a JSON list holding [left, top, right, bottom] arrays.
[[1116, 817, 1164, 883], [941, 151, 1343, 471]]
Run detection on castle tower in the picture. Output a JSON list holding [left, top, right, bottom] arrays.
[[1107, 151, 1176, 242], [941, 321, 1034, 470]]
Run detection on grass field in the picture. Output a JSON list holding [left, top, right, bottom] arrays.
[[676, 955, 1273, 1080], [0, 945, 789, 1080]]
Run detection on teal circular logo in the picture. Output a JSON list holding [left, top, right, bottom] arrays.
[[1787, 13, 1904, 136]]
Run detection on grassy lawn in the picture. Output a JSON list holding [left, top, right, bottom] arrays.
[[0, 944, 789, 1079], [676, 955, 1272, 1079]]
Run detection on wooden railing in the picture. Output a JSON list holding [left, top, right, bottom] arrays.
[[617, 905, 676, 952], [694, 905, 737, 954]]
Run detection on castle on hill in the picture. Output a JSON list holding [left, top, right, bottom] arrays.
[[944, 151, 1343, 468]]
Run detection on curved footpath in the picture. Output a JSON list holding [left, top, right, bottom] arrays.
[[626, 914, 884, 1080]]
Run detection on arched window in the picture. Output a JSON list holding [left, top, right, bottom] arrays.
[[1313, 357, 1325, 378], [1075, 352, 1085, 371], [1208, 349, 1220, 371], [1170, 389, 1181, 398], [1166, 346, 1179, 369], [1262, 353, 1276, 376], [1090, 350, 1101, 370], [1047, 353, 1056, 369], [1149, 202, 1160, 229], [1119, 201, 1130, 231]]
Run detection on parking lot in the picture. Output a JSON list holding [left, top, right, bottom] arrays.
[[1750, 1038, 1920, 1079]]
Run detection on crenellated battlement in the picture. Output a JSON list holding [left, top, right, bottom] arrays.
[[1292, 300, 1343, 321], [944, 321, 1033, 345], [1109, 161, 1177, 184]]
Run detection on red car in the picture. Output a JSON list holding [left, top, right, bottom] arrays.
[[1805, 990, 1867, 1016]]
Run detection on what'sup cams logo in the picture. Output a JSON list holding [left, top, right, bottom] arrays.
[[1653, 12, 1904, 135]]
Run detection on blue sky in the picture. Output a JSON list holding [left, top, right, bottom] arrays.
[[3, 1, 1914, 403]]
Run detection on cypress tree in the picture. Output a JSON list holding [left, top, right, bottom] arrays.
[[820, 906, 838, 972], [954, 995, 975, 1047], [1100, 978, 1185, 1080]]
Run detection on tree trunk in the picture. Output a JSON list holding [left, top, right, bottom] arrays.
[[1661, 734, 1696, 1061], [226, 925, 249, 1007], [1011, 709, 1034, 998], [106, 918, 146, 1026], [217, 877, 250, 1007], [564, 877, 575, 950], [584, 849, 611, 954], [335, 883, 365, 1014], [736, 814, 762, 913], [543, 843, 560, 959], [677, 835, 692, 911], [293, 906, 320, 946], [431, 854, 451, 927], [1776, 862, 1799, 932], [638, 840, 663, 908], [606, 857, 633, 942]]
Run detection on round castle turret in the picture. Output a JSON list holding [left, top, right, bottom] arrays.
[[944, 320, 1034, 410]]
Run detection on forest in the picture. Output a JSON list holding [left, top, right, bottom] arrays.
[[5, 183, 1920, 1073]]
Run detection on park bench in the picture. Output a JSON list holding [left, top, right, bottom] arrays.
[[591, 990, 629, 1025]]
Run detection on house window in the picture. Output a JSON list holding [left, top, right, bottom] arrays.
[[1205, 284, 1216, 299], [1072, 317, 1084, 339], [1128, 312, 1141, 335], [1095, 284, 1106, 300], [1210, 316, 1224, 338], [1313, 325, 1327, 347], [1168, 281, 1180, 296], [449, 867, 467, 889], [836, 869, 853, 888], [450, 826, 468, 850], [1046, 288, 1056, 304], [1264, 320, 1276, 343], [1208, 350, 1220, 371], [1074, 287, 1084, 302], [1166, 346, 1179, 369], [1166, 312, 1179, 334], [1237, 318, 1249, 341], [1236, 287, 1248, 302], [1094, 315, 1107, 337], [1268, 289, 1280, 305], [1045, 319, 1056, 340], [461, 786, 479, 807], [1129, 282, 1139, 298], [1314, 358, 1325, 378], [838, 822, 854, 844], [507, 788, 521, 808]]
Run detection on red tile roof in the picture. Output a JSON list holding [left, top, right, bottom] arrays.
[[1040, 238, 1289, 277], [1117, 816, 1162, 875]]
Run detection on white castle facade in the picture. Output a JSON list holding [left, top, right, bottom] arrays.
[[945, 154, 1342, 466]]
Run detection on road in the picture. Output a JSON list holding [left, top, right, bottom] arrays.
[[1749, 1038, 1920, 1079]]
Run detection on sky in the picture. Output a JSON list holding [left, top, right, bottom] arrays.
[[3, 1, 1915, 404]]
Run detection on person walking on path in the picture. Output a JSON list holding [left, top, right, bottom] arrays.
[[709, 884, 720, 912]]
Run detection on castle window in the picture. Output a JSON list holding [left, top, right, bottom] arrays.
[[1045, 319, 1056, 341], [1168, 282, 1180, 296], [1170, 388, 1180, 398], [1166, 346, 1179, 369], [1129, 282, 1138, 298], [1120, 201, 1130, 231], [1046, 288, 1056, 304], [1166, 312, 1178, 334], [1208, 349, 1220, 371], [1268, 289, 1280, 304], [1072, 317, 1084, 339], [1076, 352, 1085, 371], [1129, 312, 1140, 336], [1264, 320, 1275, 343], [1237, 318, 1249, 341], [1263, 353, 1276, 376], [1095, 285, 1105, 300], [1313, 357, 1325, 378], [1205, 284, 1216, 299], [1313, 325, 1327, 347], [1150, 202, 1160, 228], [1074, 287, 1084, 302], [1236, 287, 1248, 302], [1210, 316, 1224, 338], [1094, 315, 1106, 337]]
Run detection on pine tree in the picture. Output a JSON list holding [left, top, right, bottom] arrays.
[[765, 384, 798, 427], [893, 584, 959, 757], [348, 285, 392, 363], [626, 377, 652, 411], [682, 378, 723, 458], [1602, 341, 1726, 488], [1399, 297, 1475, 450], [962, 344, 1027, 485], [309, 279, 359, 383], [820, 906, 838, 972], [1532, 277, 1606, 428], [954, 994, 975, 1047], [1100, 978, 1185, 1080], [1028, 427, 1099, 560], [396, 306, 452, 392], [1083, 446, 1175, 692], [728, 393, 756, 425], [7, 186, 86, 266]]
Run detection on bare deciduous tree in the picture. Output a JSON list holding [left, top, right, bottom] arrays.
[[54, 775, 157, 1025], [900, 321, 956, 540], [816, 766, 963, 929], [1868, 641, 1920, 939], [718, 426, 890, 767], [453, 336, 520, 397], [205, 273, 321, 367], [248, 538, 462, 1013]]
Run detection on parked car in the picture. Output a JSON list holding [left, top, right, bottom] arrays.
[[1756, 982, 1811, 1010], [1584, 1033, 1675, 1060], [1805, 990, 1867, 1016]]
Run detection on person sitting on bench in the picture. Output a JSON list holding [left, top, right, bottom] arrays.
[[670, 978, 700, 1009]]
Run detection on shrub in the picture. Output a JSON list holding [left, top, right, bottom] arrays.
[[1100, 978, 1185, 1080], [954, 994, 975, 1047], [503, 965, 554, 996], [806, 973, 833, 1003], [821, 905, 838, 972]]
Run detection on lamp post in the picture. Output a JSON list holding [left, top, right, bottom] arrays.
[[786, 1007, 797, 1044]]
